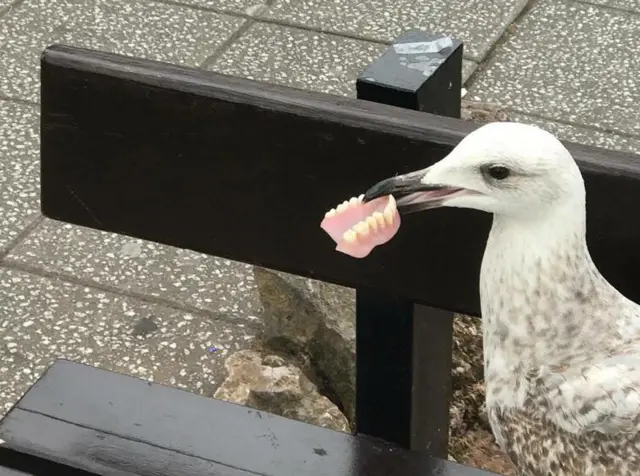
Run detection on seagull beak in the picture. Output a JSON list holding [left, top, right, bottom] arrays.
[[363, 166, 466, 214]]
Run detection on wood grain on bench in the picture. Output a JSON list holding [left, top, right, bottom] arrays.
[[0, 360, 496, 476]]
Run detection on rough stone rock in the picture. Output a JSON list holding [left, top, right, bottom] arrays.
[[252, 267, 356, 422], [214, 349, 350, 433], [461, 100, 509, 124]]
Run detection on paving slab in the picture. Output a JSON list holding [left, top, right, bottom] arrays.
[[509, 112, 640, 155], [0, 100, 40, 255], [211, 22, 475, 98], [176, 0, 272, 15], [261, 0, 528, 62], [468, 0, 640, 138], [0, 266, 256, 416], [5, 220, 263, 321], [583, 0, 640, 13], [0, 0, 245, 102]]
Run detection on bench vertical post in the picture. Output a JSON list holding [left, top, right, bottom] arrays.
[[354, 30, 463, 456]]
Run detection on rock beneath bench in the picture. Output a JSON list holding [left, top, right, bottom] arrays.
[[461, 100, 508, 124], [252, 266, 356, 422], [214, 349, 350, 433]]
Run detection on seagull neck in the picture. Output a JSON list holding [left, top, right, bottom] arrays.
[[480, 198, 613, 374], [485, 198, 592, 275]]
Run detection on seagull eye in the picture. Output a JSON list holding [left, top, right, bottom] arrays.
[[487, 165, 510, 180]]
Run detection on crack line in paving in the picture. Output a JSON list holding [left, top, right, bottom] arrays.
[[465, 0, 540, 86], [152, 0, 512, 63], [574, 0, 640, 16], [505, 106, 640, 143], [156, 0, 395, 48], [200, 17, 256, 69], [0, 215, 44, 262], [0, 259, 265, 330], [150, 0, 477, 53], [0, 0, 27, 19], [0, 94, 39, 107], [231, 16, 393, 47]]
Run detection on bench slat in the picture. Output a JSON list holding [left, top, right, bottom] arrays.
[[0, 361, 496, 476]]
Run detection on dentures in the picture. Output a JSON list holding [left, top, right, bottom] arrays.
[[320, 194, 401, 258]]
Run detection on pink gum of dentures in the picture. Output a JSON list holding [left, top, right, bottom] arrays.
[[320, 194, 401, 258]]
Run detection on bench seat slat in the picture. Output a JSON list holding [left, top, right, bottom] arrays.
[[0, 360, 495, 476]]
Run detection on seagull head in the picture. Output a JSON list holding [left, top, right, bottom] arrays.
[[364, 122, 585, 219]]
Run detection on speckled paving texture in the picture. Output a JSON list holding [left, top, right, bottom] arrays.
[[0, 0, 246, 102], [584, 0, 640, 12], [5, 220, 263, 321], [210, 23, 387, 97], [0, 267, 256, 415], [211, 23, 479, 91], [0, 100, 40, 254], [176, 0, 271, 15], [261, 0, 529, 61], [1, 0, 640, 419], [468, 0, 640, 137], [508, 112, 640, 155]]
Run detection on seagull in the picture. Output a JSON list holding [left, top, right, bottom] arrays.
[[321, 122, 640, 475]]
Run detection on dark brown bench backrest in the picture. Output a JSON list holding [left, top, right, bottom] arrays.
[[40, 45, 640, 318]]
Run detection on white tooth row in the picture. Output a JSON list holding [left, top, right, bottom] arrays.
[[326, 195, 396, 244], [325, 194, 365, 218]]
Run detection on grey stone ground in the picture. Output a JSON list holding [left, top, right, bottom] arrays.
[[1, 0, 640, 416]]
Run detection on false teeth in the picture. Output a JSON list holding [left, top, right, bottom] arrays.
[[340, 195, 398, 244], [321, 193, 401, 258]]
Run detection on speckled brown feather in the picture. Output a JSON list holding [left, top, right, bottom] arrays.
[[493, 402, 640, 475]]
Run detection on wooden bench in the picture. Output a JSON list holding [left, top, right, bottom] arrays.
[[2, 40, 640, 475], [0, 359, 495, 475]]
